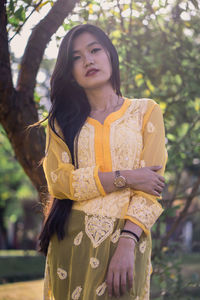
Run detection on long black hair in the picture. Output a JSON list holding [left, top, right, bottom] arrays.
[[38, 24, 122, 255]]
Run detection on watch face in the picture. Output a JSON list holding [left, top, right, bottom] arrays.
[[115, 176, 126, 188]]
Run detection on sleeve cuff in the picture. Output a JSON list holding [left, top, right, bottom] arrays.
[[133, 190, 163, 203], [125, 194, 164, 232]]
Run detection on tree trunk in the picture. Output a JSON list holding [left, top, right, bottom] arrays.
[[0, 0, 79, 202]]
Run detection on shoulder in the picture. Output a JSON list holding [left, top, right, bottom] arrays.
[[126, 97, 159, 114], [47, 121, 69, 149], [45, 122, 72, 162], [125, 98, 164, 130]]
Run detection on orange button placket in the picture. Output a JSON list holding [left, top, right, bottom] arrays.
[[87, 98, 131, 173]]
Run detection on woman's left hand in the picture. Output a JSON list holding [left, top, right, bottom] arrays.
[[106, 237, 135, 298]]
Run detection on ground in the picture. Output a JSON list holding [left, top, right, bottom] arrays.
[[0, 279, 43, 300]]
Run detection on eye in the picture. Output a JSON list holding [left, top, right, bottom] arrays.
[[91, 48, 101, 53], [73, 56, 81, 61]]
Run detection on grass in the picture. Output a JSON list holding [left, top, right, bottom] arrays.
[[0, 250, 38, 257], [0, 250, 45, 283], [0, 257, 45, 283], [0, 279, 43, 300]]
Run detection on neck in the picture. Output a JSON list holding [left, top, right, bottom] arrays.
[[85, 84, 120, 112]]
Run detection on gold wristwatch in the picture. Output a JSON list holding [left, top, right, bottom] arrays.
[[113, 170, 127, 188]]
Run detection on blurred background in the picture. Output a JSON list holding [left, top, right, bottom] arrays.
[[0, 0, 200, 299]]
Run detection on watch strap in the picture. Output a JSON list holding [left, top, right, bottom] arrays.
[[115, 170, 120, 177]]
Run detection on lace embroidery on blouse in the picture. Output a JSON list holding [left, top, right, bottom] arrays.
[[90, 257, 100, 268], [73, 189, 130, 219], [96, 282, 107, 296], [140, 160, 146, 168], [110, 229, 121, 243], [77, 123, 95, 168], [57, 268, 67, 280], [139, 240, 147, 254], [61, 151, 70, 163], [50, 171, 57, 183], [85, 215, 115, 248], [126, 195, 163, 230], [74, 231, 83, 246], [110, 99, 147, 171], [71, 166, 100, 200], [72, 286, 82, 300], [147, 121, 155, 133]]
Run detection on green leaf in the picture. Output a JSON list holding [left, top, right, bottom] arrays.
[[167, 133, 176, 142], [8, 0, 15, 13], [8, 16, 19, 26], [14, 6, 25, 22], [175, 74, 182, 85], [194, 97, 200, 112]]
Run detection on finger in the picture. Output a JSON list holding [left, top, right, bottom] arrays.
[[127, 267, 133, 290], [157, 182, 165, 190], [158, 180, 165, 187], [106, 270, 114, 298], [120, 271, 127, 295], [113, 271, 120, 298], [155, 185, 163, 194], [158, 175, 165, 183], [149, 165, 162, 172], [151, 189, 162, 197]]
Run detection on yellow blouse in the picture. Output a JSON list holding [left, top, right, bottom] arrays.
[[43, 97, 168, 235]]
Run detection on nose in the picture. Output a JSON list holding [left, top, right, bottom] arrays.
[[83, 53, 94, 67]]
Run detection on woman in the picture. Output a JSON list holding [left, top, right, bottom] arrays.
[[39, 24, 167, 300]]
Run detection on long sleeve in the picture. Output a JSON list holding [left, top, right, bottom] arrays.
[[43, 123, 106, 201], [124, 103, 168, 235]]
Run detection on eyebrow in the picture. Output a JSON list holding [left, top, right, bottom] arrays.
[[72, 41, 101, 54]]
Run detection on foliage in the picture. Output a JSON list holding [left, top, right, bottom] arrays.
[[151, 248, 200, 299], [0, 126, 37, 231], [6, 0, 56, 39]]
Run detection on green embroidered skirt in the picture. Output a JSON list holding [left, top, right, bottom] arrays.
[[43, 209, 152, 300]]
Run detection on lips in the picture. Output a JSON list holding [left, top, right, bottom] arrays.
[[85, 68, 99, 76]]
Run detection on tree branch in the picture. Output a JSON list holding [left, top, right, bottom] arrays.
[[9, 0, 43, 42], [160, 175, 200, 248], [17, 0, 79, 97], [0, 0, 13, 101]]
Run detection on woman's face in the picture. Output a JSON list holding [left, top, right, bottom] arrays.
[[71, 32, 112, 90]]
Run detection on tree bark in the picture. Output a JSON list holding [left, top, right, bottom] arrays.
[[17, 0, 79, 96], [0, 0, 79, 202]]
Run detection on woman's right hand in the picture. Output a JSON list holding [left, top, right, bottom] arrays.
[[98, 166, 165, 195], [127, 166, 165, 197]]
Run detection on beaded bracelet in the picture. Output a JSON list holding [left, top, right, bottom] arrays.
[[120, 234, 138, 244], [121, 229, 140, 242]]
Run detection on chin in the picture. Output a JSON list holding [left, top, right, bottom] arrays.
[[81, 78, 111, 90]]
